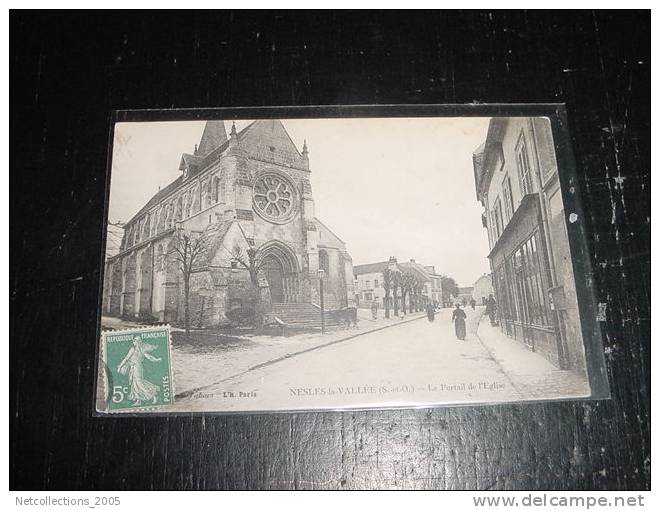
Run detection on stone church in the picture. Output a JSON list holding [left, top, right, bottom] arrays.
[[103, 119, 355, 328]]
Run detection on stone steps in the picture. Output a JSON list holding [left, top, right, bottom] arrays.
[[271, 303, 343, 328]]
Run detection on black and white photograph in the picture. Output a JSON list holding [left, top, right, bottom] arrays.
[[97, 111, 608, 413]]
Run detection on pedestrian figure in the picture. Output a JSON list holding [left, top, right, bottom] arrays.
[[426, 302, 435, 322], [486, 294, 498, 326], [370, 300, 378, 320], [470, 298, 476, 310], [452, 303, 467, 340]]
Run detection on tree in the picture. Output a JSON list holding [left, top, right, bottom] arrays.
[[168, 227, 208, 339], [400, 272, 415, 315], [382, 268, 393, 319], [441, 275, 460, 303], [411, 276, 422, 312], [230, 245, 269, 331], [391, 270, 402, 316]]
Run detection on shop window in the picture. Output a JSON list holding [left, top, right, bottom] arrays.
[[512, 231, 550, 327]]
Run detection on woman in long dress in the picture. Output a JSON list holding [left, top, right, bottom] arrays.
[[426, 302, 435, 322], [452, 303, 467, 340], [117, 335, 162, 406]]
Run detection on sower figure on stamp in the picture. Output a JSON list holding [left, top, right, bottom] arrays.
[[452, 303, 467, 340], [117, 334, 162, 406]]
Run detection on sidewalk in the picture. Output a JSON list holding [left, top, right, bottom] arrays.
[[100, 315, 184, 332], [172, 309, 427, 397], [475, 316, 590, 400]]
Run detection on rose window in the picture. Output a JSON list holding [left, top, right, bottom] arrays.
[[253, 173, 297, 223]]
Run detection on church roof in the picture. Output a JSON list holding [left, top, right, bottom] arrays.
[[314, 217, 345, 246], [197, 120, 228, 156], [127, 175, 185, 226], [203, 220, 238, 265], [125, 119, 304, 226], [178, 152, 204, 172]]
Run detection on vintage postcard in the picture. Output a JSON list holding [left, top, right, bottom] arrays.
[[95, 107, 609, 414]]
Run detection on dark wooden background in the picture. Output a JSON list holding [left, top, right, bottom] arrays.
[[11, 11, 650, 490]]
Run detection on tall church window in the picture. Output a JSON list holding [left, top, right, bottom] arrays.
[[143, 215, 151, 239], [175, 196, 183, 221], [162, 205, 168, 229], [192, 185, 200, 213], [157, 206, 164, 232], [206, 180, 212, 206], [211, 177, 217, 202], [201, 181, 209, 208], [213, 176, 221, 203], [181, 194, 186, 218], [168, 202, 175, 227], [319, 250, 329, 274]]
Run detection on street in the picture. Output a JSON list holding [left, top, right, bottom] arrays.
[[174, 306, 590, 412]]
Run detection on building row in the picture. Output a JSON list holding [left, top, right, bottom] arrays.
[[353, 257, 444, 311], [473, 117, 587, 374]]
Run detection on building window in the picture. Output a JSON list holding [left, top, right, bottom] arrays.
[[366, 280, 371, 289], [492, 197, 504, 239], [516, 132, 533, 196], [374, 279, 379, 288], [502, 175, 514, 221]]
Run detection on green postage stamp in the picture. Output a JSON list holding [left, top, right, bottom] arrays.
[[100, 326, 174, 412]]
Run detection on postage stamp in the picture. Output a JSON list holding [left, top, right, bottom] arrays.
[[101, 326, 174, 412]]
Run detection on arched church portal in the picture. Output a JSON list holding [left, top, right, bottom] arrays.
[[260, 242, 300, 303]]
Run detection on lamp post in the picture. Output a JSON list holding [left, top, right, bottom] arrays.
[[318, 268, 325, 334]]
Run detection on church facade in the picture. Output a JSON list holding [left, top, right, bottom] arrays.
[[102, 120, 355, 327]]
